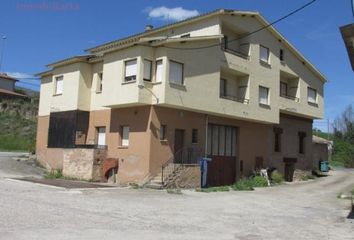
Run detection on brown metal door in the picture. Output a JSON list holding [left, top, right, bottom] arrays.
[[207, 156, 236, 187], [174, 129, 185, 163]]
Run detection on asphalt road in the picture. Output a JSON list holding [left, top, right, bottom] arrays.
[[0, 152, 353, 240]]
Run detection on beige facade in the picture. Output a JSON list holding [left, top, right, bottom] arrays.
[[36, 9, 325, 185]]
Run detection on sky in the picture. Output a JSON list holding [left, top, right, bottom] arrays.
[[0, 0, 353, 131]]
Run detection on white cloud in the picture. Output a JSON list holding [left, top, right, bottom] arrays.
[[5, 72, 34, 79], [146, 6, 199, 21]]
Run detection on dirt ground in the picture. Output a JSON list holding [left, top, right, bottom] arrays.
[[0, 152, 353, 240]]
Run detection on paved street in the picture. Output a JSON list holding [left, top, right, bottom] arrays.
[[0, 152, 353, 240]]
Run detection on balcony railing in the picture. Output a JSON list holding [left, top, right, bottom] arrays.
[[221, 45, 249, 60], [280, 93, 299, 102], [220, 94, 250, 104]]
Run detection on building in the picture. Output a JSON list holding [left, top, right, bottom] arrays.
[[36, 9, 325, 186], [0, 73, 27, 98], [340, 23, 354, 71]]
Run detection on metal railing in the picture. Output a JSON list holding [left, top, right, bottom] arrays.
[[161, 147, 203, 186], [280, 93, 300, 102], [221, 46, 249, 60], [220, 94, 250, 104]]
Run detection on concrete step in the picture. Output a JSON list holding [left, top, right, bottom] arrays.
[[145, 183, 164, 190]]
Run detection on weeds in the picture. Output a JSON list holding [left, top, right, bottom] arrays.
[[44, 169, 63, 179]]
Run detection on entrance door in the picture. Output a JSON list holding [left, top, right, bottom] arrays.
[[174, 129, 185, 163], [283, 158, 297, 182], [207, 124, 237, 186], [97, 127, 106, 146]]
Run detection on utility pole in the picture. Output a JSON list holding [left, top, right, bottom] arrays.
[[0, 36, 7, 72]]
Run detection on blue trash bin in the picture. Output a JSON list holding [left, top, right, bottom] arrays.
[[319, 160, 329, 172]]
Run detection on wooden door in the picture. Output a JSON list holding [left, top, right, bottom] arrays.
[[207, 156, 236, 187], [174, 129, 185, 163], [284, 163, 295, 182]]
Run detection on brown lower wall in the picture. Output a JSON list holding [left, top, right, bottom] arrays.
[[36, 106, 315, 184]]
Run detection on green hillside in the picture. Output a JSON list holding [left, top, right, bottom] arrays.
[[0, 95, 38, 152]]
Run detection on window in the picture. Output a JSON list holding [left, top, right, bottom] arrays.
[[298, 132, 306, 154], [260, 45, 270, 63], [160, 125, 166, 140], [274, 128, 283, 152], [259, 86, 269, 105], [121, 126, 130, 147], [181, 33, 190, 38], [307, 87, 317, 104], [97, 127, 106, 146], [280, 82, 288, 97], [143, 59, 152, 81], [155, 60, 163, 82], [207, 124, 237, 157], [97, 72, 103, 92], [280, 49, 284, 61], [220, 79, 226, 97], [54, 76, 63, 95], [124, 59, 137, 82], [192, 129, 198, 144], [169, 60, 183, 85]]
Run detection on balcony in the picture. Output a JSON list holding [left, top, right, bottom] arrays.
[[220, 68, 250, 105], [280, 71, 299, 102], [221, 22, 250, 60]]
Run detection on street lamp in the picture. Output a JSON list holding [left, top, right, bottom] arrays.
[[138, 83, 159, 104], [0, 36, 7, 72]]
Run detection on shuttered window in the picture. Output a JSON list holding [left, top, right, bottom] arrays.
[[124, 59, 137, 81], [260, 45, 270, 63], [121, 126, 130, 147], [307, 87, 317, 103], [169, 60, 183, 85], [155, 60, 163, 82], [259, 86, 269, 105], [55, 76, 63, 95], [143, 59, 152, 81]]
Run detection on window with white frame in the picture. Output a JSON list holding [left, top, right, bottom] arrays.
[[143, 59, 152, 81], [307, 87, 317, 104], [97, 72, 103, 92], [54, 76, 63, 95], [124, 59, 137, 82], [121, 126, 130, 147], [155, 60, 163, 82], [260, 45, 270, 63], [259, 86, 269, 105], [169, 60, 183, 85]]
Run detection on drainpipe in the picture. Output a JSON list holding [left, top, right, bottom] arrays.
[[205, 114, 209, 158]]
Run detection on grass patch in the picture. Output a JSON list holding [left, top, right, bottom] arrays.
[[196, 186, 230, 193], [44, 169, 63, 179], [271, 172, 284, 184]]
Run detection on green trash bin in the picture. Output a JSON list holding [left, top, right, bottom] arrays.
[[319, 160, 329, 172]]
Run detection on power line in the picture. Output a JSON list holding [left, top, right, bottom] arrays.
[[159, 0, 318, 51]]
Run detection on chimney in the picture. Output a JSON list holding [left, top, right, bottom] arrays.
[[145, 25, 153, 31]]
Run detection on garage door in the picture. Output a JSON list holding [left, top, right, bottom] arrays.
[[207, 124, 237, 186]]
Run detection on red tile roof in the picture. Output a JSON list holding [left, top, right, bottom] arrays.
[[0, 73, 18, 82], [0, 88, 27, 97]]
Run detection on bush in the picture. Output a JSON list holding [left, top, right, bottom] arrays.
[[231, 178, 254, 191], [45, 169, 63, 179], [332, 139, 354, 168], [271, 171, 284, 184], [197, 186, 230, 192], [252, 176, 268, 187]]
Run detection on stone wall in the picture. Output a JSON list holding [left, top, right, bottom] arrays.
[[63, 148, 107, 181]]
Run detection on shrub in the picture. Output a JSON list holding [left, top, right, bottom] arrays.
[[45, 169, 63, 179], [196, 186, 230, 193], [271, 171, 284, 184], [252, 176, 268, 187], [231, 178, 254, 191]]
